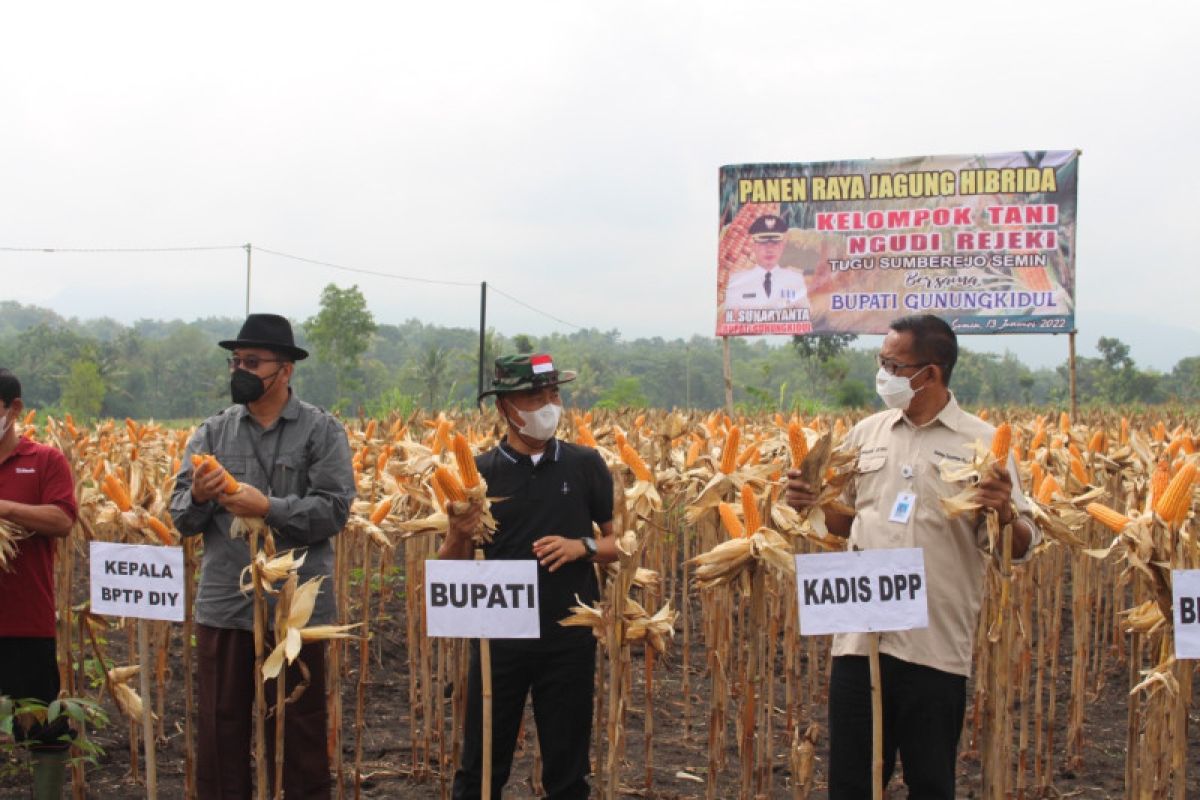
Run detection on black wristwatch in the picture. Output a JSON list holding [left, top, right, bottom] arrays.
[[580, 536, 598, 561]]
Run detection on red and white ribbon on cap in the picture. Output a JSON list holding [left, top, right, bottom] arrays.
[[531, 354, 555, 374]]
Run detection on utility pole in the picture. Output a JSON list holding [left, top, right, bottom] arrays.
[[477, 281, 488, 401], [244, 243, 252, 315]]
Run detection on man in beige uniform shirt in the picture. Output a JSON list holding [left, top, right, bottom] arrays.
[[786, 314, 1040, 799]]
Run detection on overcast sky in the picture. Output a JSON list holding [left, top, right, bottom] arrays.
[[3, 1, 1197, 371]]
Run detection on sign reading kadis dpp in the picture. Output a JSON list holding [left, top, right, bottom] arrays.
[[717, 151, 1078, 337]]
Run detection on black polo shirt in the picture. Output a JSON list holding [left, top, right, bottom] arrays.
[[477, 438, 613, 648]]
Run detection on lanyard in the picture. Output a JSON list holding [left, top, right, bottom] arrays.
[[247, 419, 287, 497]]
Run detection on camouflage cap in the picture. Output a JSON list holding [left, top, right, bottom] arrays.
[[477, 353, 577, 403]]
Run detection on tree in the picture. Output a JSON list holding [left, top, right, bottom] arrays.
[[791, 333, 857, 362], [61, 358, 106, 419], [512, 334, 536, 354], [595, 376, 648, 409], [417, 345, 451, 410], [304, 284, 377, 405]]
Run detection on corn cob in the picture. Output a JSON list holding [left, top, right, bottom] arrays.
[[1150, 460, 1171, 505], [740, 484, 761, 534], [718, 502, 744, 539], [1030, 461, 1045, 496], [736, 443, 760, 468], [990, 422, 1012, 462], [1086, 502, 1131, 533], [1069, 454, 1089, 485], [191, 454, 240, 494], [1154, 462, 1196, 524], [370, 497, 393, 526], [452, 433, 481, 489], [788, 420, 808, 469], [101, 473, 133, 512], [719, 426, 740, 475], [620, 443, 654, 483], [433, 466, 467, 504], [1059, 411, 1071, 434], [145, 516, 175, 545], [1036, 474, 1060, 504], [685, 438, 702, 469]]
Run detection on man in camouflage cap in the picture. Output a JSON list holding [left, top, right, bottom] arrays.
[[445, 353, 615, 799]]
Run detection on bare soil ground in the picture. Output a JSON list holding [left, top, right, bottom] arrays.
[[5, 581, 1190, 800]]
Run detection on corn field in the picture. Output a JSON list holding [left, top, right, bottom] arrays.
[[2, 406, 1198, 799]]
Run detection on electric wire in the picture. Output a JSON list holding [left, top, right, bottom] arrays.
[[0, 242, 589, 331]]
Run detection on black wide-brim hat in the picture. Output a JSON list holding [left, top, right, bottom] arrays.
[[477, 353, 576, 404], [218, 313, 309, 361]]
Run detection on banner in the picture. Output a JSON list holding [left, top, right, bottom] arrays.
[[424, 559, 541, 639], [1173, 569, 1200, 659], [90, 542, 185, 622], [717, 151, 1078, 336], [794, 548, 928, 636]]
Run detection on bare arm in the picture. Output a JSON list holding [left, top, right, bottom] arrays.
[[0, 500, 73, 538]]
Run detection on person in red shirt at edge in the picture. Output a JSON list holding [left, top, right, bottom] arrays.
[[0, 369, 78, 800]]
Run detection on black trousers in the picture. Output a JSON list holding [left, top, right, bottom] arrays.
[[828, 653, 966, 800], [0, 636, 71, 751], [452, 638, 596, 800]]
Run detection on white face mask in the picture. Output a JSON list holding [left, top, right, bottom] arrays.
[[875, 366, 930, 410], [508, 400, 562, 441], [0, 409, 11, 439]]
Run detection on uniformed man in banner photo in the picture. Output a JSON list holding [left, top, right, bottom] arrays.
[[724, 214, 812, 313]]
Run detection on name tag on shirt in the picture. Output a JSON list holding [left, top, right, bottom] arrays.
[[889, 491, 917, 524]]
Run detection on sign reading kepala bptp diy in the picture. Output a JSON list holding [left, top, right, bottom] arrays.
[[424, 560, 540, 639], [90, 542, 185, 622], [1171, 569, 1200, 659], [794, 548, 928, 636]]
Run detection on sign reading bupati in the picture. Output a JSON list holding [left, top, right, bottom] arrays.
[[794, 548, 928, 636], [90, 542, 185, 622], [1172, 570, 1200, 659], [717, 151, 1078, 337], [425, 559, 540, 639]]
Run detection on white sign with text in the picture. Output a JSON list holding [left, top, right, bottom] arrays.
[[795, 548, 928, 636], [90, 542, 185, 622], [1172, 569, 1200, 659], [425, 560, 540, 639]]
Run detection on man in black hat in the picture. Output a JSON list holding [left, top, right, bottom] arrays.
[[442, 353, 616, 800], [725, 214, 811, 312], [170, 313, 356, 799]]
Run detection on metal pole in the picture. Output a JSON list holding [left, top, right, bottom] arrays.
[[244, 243, 252, 316], [1068, 329, 1078, 420], [722, 336, 734, 416], [477, 281, 488, 401]]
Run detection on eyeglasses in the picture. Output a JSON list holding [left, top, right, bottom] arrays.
[[876, 354, 932, 376], [227, 356, 285, 371]]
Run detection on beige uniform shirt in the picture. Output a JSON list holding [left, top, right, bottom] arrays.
[[832, 393, 1039, 677]]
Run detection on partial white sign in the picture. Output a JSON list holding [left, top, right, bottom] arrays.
[[1172, 569, 1200, 659], [425, 560, 540, 639], [90, 542, 185, 622], [795, 548, 928, 636]]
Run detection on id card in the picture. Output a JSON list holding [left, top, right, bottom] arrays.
[[889, 491, 917, 524]]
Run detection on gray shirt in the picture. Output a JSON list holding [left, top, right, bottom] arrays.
[[169, 391, 355, 631]]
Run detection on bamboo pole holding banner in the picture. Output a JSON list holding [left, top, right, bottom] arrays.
[[1067, 330, 1078, 420], [721, 337, 734, 415]]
